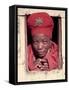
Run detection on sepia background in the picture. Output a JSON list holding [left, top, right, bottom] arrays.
[[17, 8, 66, 82]]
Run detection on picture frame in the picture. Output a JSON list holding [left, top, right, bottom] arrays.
[[9, 5, 68, 85]]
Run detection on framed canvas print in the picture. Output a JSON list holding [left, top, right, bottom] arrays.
[[9, 5, 68, 85]]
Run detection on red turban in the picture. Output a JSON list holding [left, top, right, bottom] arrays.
[[28, 12, 54, 38]]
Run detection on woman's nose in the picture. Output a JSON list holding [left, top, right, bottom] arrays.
[[38, 42, 43, 49]]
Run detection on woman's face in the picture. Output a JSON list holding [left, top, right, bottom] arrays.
[[32, 34, 51, 58]]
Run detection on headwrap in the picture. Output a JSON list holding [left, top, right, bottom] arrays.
[[28, 12, 54, 38]]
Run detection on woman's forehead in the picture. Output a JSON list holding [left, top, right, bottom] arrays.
[[32, 34, 50, 40]]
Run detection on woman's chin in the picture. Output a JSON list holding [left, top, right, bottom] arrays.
[[38, 53, 45, 58]]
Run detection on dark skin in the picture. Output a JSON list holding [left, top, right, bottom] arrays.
[[32, 34, 52, 70], [32, 34, 52, 58]]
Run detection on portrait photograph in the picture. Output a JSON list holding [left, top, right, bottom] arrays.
[[9, 5, 67, 84]]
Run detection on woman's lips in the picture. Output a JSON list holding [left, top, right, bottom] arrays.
[[38, 51, 45, 55]]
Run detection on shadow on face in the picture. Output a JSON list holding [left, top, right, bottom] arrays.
[[32, 34, 52, 58]]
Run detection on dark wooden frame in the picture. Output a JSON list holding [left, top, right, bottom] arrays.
[[9, 5, 68, 85]]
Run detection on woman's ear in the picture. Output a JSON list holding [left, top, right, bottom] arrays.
[[49, 40, 52, 48]]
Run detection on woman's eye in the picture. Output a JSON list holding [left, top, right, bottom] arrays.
[[43, 41, 47, 43], [44, 41, 47, 42], [34, 41, 38, 44]]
